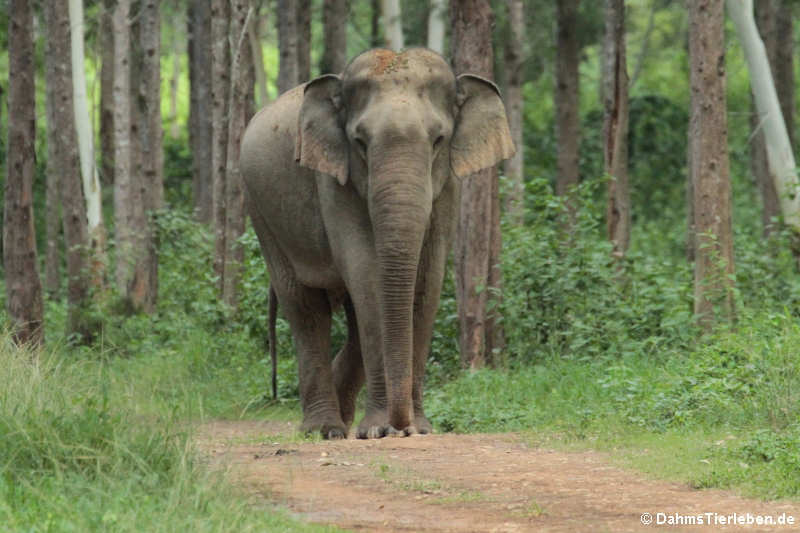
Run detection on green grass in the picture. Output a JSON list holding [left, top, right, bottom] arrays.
[[0, 334, 341, 532]]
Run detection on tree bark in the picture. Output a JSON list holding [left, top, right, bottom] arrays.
[[211, 0, 230, 290], [321, 0, 348, 74], [427, 0, 446, 54], [382, 0, 404, 51], [223, 0, 254, 309], [371, 0, 381, 47], [277, 0, 299, 94], [189, 0, 214, 223], [169, 9, 182, 139], [297, 0, 312, 83], [690, 0, 735, 328], [603, 0, 630, 258], [451, 0, 503, 369], [44, 0, 92, 337], [5, 0, 44, 345], [774, 1, 794, 151], [99, 0, 115, 185], [249, 8, 269, 106], [729, 0, 800, 257], [555, 0, 581, 222], [503, 0, 524, 225], [44, 139, 61, 297], [70, 0, 107, 289]]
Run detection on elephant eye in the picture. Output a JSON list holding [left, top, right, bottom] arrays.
[[355, 138, 368, 160], [433, 135, 444, 152]]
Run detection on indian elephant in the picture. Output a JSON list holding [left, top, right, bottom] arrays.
[[240, 48, 514, 439]]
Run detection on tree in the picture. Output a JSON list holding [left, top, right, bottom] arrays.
[[555, 0, 581, 220], [44, 133, 61, 296], [70, 0, 107, 288], [321, 0, 348, 74], [277, 0, 299, 93], [44, 0, 91, 337], [211, 0, 231, 288], [249, 7, 269, 106], [189, 0, 214, 222], [297, 0, 312, 83], [99, 0, 115, 186], [689, 0, 735, 327], [728, 0, 800, 264], [603, 0, 630, 258], [774, 1, 794, 151], [382, 0, 404, 50], [5, 0, 44, 345], [451, 0, 503, 368], [223, 0, 255, 308], [503, 0, 524, 225], [427, 0, 446, 54]]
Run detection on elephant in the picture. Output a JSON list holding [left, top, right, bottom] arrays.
[[240, 48, 514, 439]]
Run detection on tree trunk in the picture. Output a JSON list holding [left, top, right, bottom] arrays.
[[211, 0, 230, 291], [277, 0, 299, 94], [503, 0, 524, 225], [249, 8, 269, 106], [169, 10, 182, 139], [44, 141, 61, 297], [728, 0, 800, 259], [451, 0, 503, 369], [321, 0, 348, 74], [297, 0, 312, 83], [427, 0, 446, 54], [70, 0, 107, 289], [603, 0, 630, 258], [99, 0, 115, 185], [690, 0, 735, 328], [189, 0, 214, 223], [223, 0, 254, 309], [371, 0, 381, 47], [382, 0, 404, 51], [774, 1, 794, 151], [555, 0, 581, 221], [136, 0, 163, 312], [4, 0, 44, 345], [750, 0, 779, 235], [44, 0, 92, 337]]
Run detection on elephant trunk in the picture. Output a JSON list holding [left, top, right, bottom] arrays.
[[369, 150, 432, 431]]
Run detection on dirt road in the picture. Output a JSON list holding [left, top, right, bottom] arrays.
[[196, 421, 800, 532]]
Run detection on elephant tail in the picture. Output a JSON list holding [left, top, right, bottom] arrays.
[[269, 285, 278, 400]]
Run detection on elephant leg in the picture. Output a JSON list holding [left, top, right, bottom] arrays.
[[332, 295, 364, 430], [277, 284, 346, 440], [412, 184, 457, 435]]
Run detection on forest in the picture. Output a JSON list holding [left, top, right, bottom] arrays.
[[2, 0, 800, 530]]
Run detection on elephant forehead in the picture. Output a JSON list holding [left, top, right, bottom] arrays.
[[346, 48, 454, 85]]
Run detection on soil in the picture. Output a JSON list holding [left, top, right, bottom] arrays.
[[196, 420, 800, 532]]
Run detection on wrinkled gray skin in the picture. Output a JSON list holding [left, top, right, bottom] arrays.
[[240, 48, 514, 439]]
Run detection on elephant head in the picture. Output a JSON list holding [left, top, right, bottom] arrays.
[[295, 48, 514, 433]]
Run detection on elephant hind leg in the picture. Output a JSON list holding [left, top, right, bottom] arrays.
[[333, 295, 365, 430]]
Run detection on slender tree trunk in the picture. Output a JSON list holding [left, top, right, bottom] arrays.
[[297, 0, 312, 83], [5, 0, 44, 346], [321, 0, 348, 74], [451, 0, 503, 369], [751, 0, 779, 235], [189, 0, 214, 223], [603, 0, 630, 258], [382, 0, 404, 51], [555, 0, 581, 222], [277, 0, 299, 94], [371, 0, 381, 47], [211, 0, 230, 291], [223, 0, 254, 309], [100, 0, 115, 185], [427, 0, 446, 54], [774, 1, 794, 151], [70, 0, 107, 289], [689, 0, 735, 328], [249, 8, 269, 106], [503, 0, 524, 225], [169, 10, 182, 139], [44, 145, 61, 297], [729, 0, 800, 265], [136, 0, 162, 312], [44, 0, 92, 337]]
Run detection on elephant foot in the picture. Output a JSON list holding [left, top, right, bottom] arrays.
[[300, 417, 348, 440], [337, 389, 359, 430], [356, 410, 391, 439], [413, 414, 433, 435]]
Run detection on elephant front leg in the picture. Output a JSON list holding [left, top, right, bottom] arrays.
[[280, 285, 347, 439], [332, 295, 365, 430]]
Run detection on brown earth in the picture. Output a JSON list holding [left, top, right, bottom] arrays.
[[196, 420, 800, 533]]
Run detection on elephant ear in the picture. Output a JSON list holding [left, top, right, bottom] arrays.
[[450, 74, 516, 178], [295, 74, 349, 185]]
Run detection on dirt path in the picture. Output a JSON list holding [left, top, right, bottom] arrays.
[[196, 421, 800, 532]]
